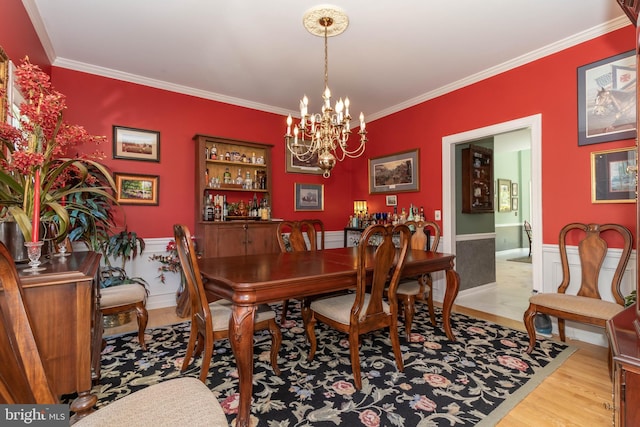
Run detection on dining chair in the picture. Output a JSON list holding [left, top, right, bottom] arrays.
[[174, 224, 281, 382], [393, 220, 440, 339], [99, 278, 149, 350], [0, 241, 228, 426], [305, 218, 325, 250], [303, 223, 411, 390], [277, 220, 317, 325], [523, 223, 632, 355], [524, 220, 533, 257]]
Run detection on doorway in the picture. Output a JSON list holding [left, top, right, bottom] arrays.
[[441, 114, 543, 303]]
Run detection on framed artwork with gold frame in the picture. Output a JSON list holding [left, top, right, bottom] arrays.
[[591, 146, 636, 203]]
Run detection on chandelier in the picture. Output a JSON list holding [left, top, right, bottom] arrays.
[[285, 5, 367, 178]]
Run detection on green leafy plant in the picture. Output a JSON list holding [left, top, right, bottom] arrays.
[[625, 289, 637, 307], [99, 229, 148, 289]]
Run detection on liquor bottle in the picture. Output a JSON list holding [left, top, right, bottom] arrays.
[[204, 194, 214, 221], [214, 195, 222, 221], [210, 144, 217, 160], [252, 193, 259, 217], [223, 167, 232, 184], [419, 206, 425, 222], [222, 195, 228, 221], [204, 168, 209, 187], [244, 171, 252, 189], [236, 168, 243, 185]]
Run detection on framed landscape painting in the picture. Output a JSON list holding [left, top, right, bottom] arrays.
[[369, 149, 419, 194], [113, 126, 160, 162], [114, 173, 159, 205]]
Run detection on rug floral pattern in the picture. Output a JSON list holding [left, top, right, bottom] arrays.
[[89, 304, 571, 426]]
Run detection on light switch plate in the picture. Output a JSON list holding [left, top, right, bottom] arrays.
[[435, 210, 441, 221]]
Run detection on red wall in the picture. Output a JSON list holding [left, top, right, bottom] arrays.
[[1, 1, 637, 245], [360, 25, 637, 247]]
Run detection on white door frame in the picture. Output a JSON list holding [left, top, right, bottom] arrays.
[[442, 114, 543, 292]]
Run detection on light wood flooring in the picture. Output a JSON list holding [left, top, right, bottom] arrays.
[[105, 299, 614, 426]]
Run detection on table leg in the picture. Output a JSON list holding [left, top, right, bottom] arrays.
[[442, 269, 460, 341], [229, 304, 256, 427]]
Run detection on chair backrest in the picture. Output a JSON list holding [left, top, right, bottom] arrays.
[[277, 220, 317, 252], [0, 242, 58, 404], [173, 224, 212, 327], [353, 224, 411, 323], [403, 220, 440, 251], [304, 219, 325, 250], [557, 222, 632, 305]]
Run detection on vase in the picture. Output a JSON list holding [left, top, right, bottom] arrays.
[[0, 221, 30, 262], [0, 221, 51, 263]]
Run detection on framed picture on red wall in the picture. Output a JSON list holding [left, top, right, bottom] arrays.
[[577, 50, 636, 146], [590, 147, 636, 203]]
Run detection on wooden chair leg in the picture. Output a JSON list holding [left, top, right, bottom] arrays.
[[198, 329, 215, 383], [523, 304, 537, 353], [390, 320, 404, 372], [181, 324, 198, 372], [267, 319, 282, 375], [558, 318, 566, 342], [303, 305, 318, 361], [424, 274, 436, 326], [401, 295, 415, 341], [349, 333, 362, 390], [280, 299, 290, 325], [134, 302, 148, 350]]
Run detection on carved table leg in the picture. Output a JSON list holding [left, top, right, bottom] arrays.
[[229, 303, 256, 427], [442, 269, 460, 341]]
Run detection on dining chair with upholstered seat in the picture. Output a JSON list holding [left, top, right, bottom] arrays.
[[0, 241, 228, 426], [277, 220, 318, 325], [303, 223, 411, 390], [99, 281, 149, 350], [523, 222, 632, 354], [393, 220, 440, 339], [174, 224, 281, 382]]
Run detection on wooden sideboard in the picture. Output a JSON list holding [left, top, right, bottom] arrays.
[[17, 251, 102, 416], [607, 305, 640, 426]]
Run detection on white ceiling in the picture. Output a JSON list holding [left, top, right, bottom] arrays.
[[24, 0, 628, 122]]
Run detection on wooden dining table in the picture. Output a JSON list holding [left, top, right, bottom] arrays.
[[198, 246, 460, 427]]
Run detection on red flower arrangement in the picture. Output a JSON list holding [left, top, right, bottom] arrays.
[[0, 57, 116, 242]]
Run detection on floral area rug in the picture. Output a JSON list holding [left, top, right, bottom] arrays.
[[86, 304, 573, 426]]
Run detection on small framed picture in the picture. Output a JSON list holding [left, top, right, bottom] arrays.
[[511, 197, 519, 211], [294, 183, 324, 211], [114, 173, 159, 205], [511, 182, 519, 197], [113, 126, 160, 162], [385, 195, 397, 206], [285, 139, 323, 175], [591, 147, 636, 203]]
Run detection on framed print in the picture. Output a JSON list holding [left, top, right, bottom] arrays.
[[511, 182, 519, 197], [294, 183, 324, 211], [511, 197, 519, 211], [114, 173, 159, 205], [497, 179, 512, 212], [369, 149, 419, 194], [578, 50, 636, 146], [385, 195, 398, 206], [0, 46, 8, 123], [113, 126, 160, 162], [591, 147, 637, 203], [285, 140, 323, 175]]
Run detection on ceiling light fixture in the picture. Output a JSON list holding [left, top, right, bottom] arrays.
[[285, 5, 367, 178]]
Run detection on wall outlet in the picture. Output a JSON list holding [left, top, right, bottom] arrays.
[[435, 210, 441, 221]]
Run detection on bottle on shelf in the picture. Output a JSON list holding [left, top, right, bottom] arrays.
[[214, 195, 222, 221], [223, 167, 232, 184], [204, 194, 214, 221], [236, 168, 243, 185], [204, 168, 209, 187], [210, 145, 217, 160], [244, 171, 252, 189], [222, 195, 228, 221]]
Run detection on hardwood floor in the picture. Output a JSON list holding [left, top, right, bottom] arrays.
[[104, 304, 614, 426]]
